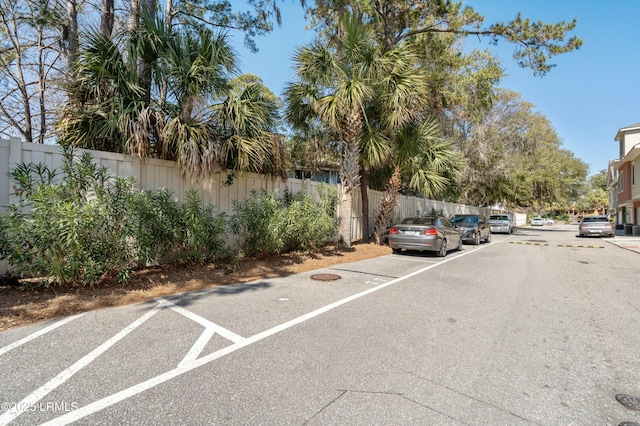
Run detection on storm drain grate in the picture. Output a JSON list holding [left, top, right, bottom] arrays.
[[618, 422, 640, 426], [310, 273, 341, 282], [616, 394, 640, 411]]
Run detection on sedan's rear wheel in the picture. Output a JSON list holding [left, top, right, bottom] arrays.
[[486, 232, 491, 243], [457, 236, 463, 251], [437, 239, 447, 257], [473, 232, 480, 245]]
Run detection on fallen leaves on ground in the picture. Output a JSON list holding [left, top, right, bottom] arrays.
[[0, 242, 391, 331]]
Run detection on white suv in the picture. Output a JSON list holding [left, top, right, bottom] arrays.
[[488, 214, 513, 234], [530, 217, 544, 226]]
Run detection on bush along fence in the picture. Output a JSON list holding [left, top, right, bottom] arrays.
[[0, 146, 339, 287], [0, 138, 488, 284]]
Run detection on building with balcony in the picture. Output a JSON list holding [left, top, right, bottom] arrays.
[[613, 122, 640, 226]]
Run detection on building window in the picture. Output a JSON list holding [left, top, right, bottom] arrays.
[[634, 164, 636, 185], [620, 171, 624, 192]]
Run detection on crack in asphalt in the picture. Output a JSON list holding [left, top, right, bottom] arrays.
[[396, 367, 539, 425], [302, 390, 348, 425]]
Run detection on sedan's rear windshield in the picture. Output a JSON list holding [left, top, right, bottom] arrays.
[[489, 215, 509, 221], [582, 217, 609, 223], [450, 215, 478, 224], [401, 217, 435, 225]]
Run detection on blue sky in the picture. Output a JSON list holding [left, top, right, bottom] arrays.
[[234, 1, 640, 176]]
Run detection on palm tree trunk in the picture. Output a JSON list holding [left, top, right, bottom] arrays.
[[338, 130, 361, 247], [100, 0, 115, 36], [65, 0, 78, 77], [359, 163, 370, 242], [128, 0, 140, 31], [373, 165, 402, 244], [338, 186, 353, 247]]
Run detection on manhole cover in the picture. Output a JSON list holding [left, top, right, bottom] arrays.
[[616, 394, 640, 411], [310, 274, 341, 281], [619, 422, 640, 426]]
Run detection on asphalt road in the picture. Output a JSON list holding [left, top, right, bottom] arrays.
[[1, 225, 640, 425]]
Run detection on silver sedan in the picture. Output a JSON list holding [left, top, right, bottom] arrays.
[[388, 215, 462, 257]]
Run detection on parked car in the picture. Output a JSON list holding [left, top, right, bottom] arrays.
[[488, 214, 513, 234], [578, 215, 615, 237], [388, 215, 462, 257], [449, 214, 491, 245], [544, 218, 555, 225], [530, 217, 544, 226]]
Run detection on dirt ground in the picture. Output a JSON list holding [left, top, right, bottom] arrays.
[[0, 242, 391, 332]]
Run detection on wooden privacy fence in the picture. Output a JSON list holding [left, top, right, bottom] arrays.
[[0, 137, 486, 275]]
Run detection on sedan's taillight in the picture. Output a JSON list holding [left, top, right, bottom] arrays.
[[389, 227, 398, 234], [423, 228, 438, 236]]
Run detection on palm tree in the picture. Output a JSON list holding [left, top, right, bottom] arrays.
[[284, 13, 375, 246], [159, 27, 236, 180], [285, 13, 428, 246], [372, 118, 463, 244], [56, 29, 161, 157], [58, 13, 286, 181], [210, 75, 288, 178]]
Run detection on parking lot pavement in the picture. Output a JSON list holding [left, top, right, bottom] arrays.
[[518, 223, 640, 254]]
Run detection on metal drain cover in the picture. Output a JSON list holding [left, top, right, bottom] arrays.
[[616, 394, 640, 411], [527, 239, 548, 243], [310, 273, 341, 281], [619, 422, 640, 426]]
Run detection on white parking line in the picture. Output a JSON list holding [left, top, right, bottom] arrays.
[[0, 300, 169, 426], [159, 298, 245, 343], [0, 313, 85, 358], [383, 255, 440, 263], [179, 327, 216, 368], [156, 297, 246, 368], [41, 242, 493, 426]]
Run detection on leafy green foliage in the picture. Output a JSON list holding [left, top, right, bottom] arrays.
[[231, 190, 285, 257], [58, 18, 287, 183], [0, 148, 226, 287], [175, 190, 228, 265], [231, 186, 338, 258], [307, 0, 582, 76], [281, 189, 337, 253], [574, 170, 609, 213]]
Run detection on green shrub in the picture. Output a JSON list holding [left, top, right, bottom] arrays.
[[231, 189, 286, 257], [231, 186, 337, 257], [174, 190, 227, 264], [0, 147, 226, 287], [1, 149, 116, 286], [282, 188, 337, 252]]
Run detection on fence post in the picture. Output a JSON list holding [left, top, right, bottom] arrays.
[[7, 137, 23, 205]]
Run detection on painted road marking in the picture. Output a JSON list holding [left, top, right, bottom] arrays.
[[0, 313, 85, 357], [383, 255, 440, 264], [40, 240, 501, 426], [156, 298, 246, 368], [159, 298, 246, 344], [557, 244, 605, 249], [0, 300, 170, 426]]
